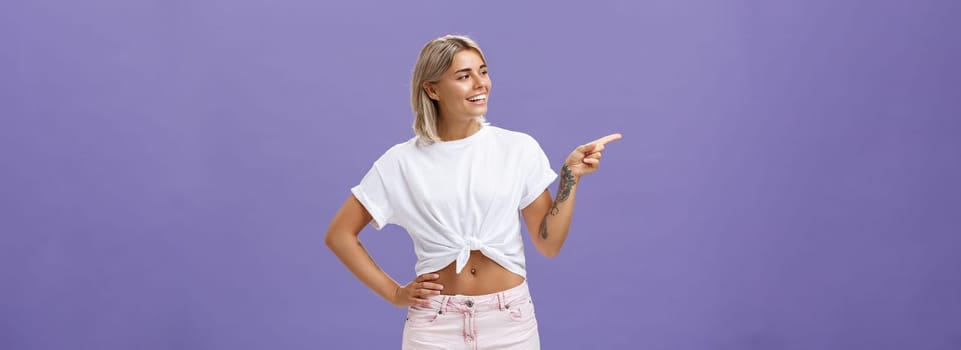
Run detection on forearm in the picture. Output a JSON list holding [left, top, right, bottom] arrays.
[[325, 234, 400, 304], [537, 164, 579, 257]]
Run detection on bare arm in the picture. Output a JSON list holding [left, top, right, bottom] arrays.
[[324, 195, 442, 307], [521, 133, 622, 257], [521, 166, 579, 257]]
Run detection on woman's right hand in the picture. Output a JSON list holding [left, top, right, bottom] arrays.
[[392, 273, 444, 307]]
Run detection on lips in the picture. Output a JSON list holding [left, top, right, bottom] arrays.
[[466, 94, 487, 102]]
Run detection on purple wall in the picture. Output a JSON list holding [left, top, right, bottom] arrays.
[[2, 0, 959, 349]]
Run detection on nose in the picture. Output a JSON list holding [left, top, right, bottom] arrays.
[[473, 73, 488, 90]]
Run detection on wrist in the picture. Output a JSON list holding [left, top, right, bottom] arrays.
[[387, 284, 401, 305], [560, 164, 580, 182]]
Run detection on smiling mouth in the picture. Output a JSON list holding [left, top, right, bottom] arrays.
[[467, 94, 487, 102]]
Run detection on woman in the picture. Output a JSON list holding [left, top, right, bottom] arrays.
[[324, 34, 620, 349]]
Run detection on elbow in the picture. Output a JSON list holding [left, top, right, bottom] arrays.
[[324, 233, 334, 249], [324, 224, 363, 252], [538, 245, 562, 258], [324, 231, 348, 250]]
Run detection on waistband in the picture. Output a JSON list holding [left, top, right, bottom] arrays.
[[424, 280, 531, 313]]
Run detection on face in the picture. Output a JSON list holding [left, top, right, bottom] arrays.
[[424, 49, 491, 123]]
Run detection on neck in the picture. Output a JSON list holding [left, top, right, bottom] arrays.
[[437, 116, 481, 141]]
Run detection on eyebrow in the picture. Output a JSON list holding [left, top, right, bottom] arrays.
[[454, 64, 488, 74]]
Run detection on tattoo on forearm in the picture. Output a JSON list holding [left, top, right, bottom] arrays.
[[540, 165, 577, 240], [557, 165, 576, 203], [539, 212, 549, 239]]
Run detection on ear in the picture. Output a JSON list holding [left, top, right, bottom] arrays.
[[423, 81, 439, 101]]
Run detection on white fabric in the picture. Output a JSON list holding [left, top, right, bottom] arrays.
[[351, 123, 557, 278]]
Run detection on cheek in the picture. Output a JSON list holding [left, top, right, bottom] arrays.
[[436, 84, 460, 98], [444, 85, 470, 102]]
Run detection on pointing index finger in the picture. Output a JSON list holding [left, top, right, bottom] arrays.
[[590, 133, 623, 147]]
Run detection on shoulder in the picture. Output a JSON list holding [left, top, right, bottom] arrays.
[[371, 136, 419, 167], [482, 125, 550, 165], [485, 125, 541, 148]]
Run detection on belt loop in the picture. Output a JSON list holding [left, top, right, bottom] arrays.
[[441, 296, 450, 314], [497, 292, 504, 311]]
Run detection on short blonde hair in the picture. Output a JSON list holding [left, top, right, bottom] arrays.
[[410, 34, 488, 144]]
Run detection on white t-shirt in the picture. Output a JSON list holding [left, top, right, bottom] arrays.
[[351, 122, 557, 278]]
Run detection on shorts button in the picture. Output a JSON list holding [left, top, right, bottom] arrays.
[[465, 300, 474, 307]]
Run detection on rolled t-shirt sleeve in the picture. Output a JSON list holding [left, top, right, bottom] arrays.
[[518, 138, 558, 209], [350, 164, 393, 230]]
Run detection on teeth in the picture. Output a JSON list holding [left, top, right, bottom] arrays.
[[467, 94, 487, 102]]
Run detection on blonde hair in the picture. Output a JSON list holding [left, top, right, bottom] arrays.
[[410, 34, 488, 144]]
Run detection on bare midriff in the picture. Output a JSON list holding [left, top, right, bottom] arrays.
[[431, 250, 525, 296]]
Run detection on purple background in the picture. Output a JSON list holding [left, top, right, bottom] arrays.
[[2, 0, 960, 349]]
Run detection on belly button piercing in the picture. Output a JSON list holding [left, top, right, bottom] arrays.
[[470, 266, 476, 274]]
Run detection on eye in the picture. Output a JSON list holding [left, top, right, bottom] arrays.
[[481, 70, 489, 76], [457, 75, 469, 80]]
